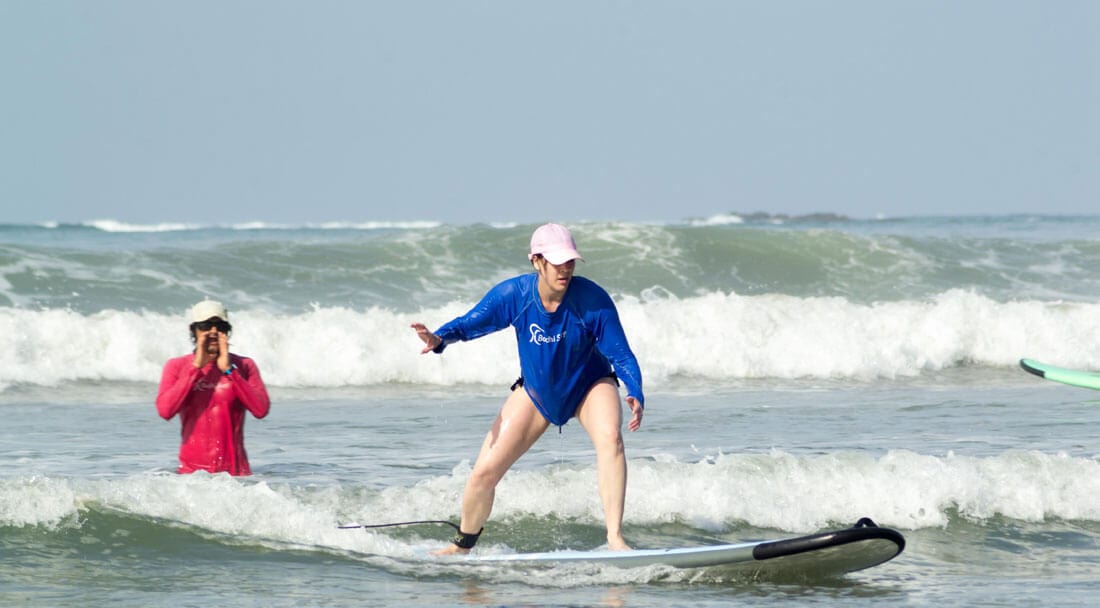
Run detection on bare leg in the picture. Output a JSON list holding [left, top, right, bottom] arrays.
[[433, 388, 550, 555], [575, 378, 630, 550]]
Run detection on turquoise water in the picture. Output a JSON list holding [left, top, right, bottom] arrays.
[[2, 214, 1099, 606]]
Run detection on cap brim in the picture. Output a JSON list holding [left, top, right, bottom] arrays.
[[541, 249, 584, 265]]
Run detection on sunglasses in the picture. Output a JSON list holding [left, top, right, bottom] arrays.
[[193, 320, 232, 333]]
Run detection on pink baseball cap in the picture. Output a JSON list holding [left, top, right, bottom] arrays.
[[528, 223, 584, 264]]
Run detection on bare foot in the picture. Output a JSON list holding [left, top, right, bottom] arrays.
[[430, 543, 470, 556], [607, 537, 632, 551]]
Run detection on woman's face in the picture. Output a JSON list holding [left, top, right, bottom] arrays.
[[534, 256, 576, 296], [191, 318, 230, 354]]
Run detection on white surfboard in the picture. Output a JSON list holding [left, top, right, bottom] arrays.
[[463, 518, 904, 576]]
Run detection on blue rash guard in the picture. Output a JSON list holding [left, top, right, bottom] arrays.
[[433, 273, 644, 426]]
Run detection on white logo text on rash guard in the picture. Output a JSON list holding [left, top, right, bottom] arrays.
[[192, 377, 228, 392], [528, 323, 563, 345], [193, 379, 218, 392]]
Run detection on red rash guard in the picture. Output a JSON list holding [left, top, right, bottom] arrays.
[[155, 354, 271, 476]]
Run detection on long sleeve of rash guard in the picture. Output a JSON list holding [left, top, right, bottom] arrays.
[[225, 356, 271, 419], [582, 292, 644, 408], [156, 358, 203, 420], [432, 278, 524, 349]]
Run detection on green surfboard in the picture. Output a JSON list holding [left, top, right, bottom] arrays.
[[1020, 358, 1100, 390]]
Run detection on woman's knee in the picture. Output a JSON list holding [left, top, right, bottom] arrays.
[[467, 465, 504, 490], [590, 423, 625, 455], [607, 429, 626, 455]]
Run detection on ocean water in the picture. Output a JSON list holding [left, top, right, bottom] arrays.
[[2, 214, 1099, 607]]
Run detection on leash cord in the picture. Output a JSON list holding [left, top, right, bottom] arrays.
[[337, 519, 461, 532]]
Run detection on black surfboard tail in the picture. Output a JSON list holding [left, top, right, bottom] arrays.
[[751, 517, 905, 574], [1019, 358, 1047, 378]]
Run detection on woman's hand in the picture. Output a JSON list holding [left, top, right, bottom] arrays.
[[410, 323, 442, 354], [626, 396, 644, 432]]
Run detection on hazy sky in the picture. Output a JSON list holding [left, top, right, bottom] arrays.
[[1, 1, 1096, 225]]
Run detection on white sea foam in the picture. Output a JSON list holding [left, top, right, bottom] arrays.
[[687, 213, 745, 226], [2, 290, 1099, 391], [84, 219, 201, 233], [4, 449, 1097, 535]]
